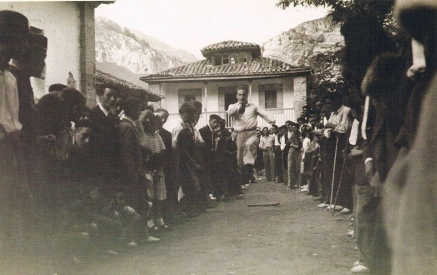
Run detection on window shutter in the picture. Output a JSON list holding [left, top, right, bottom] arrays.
[[259, 86, 265, 108]]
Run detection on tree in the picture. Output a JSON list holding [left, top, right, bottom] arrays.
[[277, 0, 403, 106], [276, 0, 394, 23]]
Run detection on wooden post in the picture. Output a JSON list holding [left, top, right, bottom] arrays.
[[78, 2, 97, 107], [203, 81, 208, 112], [159, 83, 163, 107], [248, 80, 253, 102]]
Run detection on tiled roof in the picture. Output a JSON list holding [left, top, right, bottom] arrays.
[[201, 40, 260, 52], [95, 70, 164, 101], [141, 57, 311, 82]]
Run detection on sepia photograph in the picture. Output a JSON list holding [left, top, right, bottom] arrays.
[[0, 0, 434, 274]]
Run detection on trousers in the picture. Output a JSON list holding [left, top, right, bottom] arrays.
[[235, 130, 260, 170]]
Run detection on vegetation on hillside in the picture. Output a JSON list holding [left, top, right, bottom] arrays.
[[276, 0, 404, 107]]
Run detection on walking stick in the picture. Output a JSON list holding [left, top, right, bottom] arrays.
[[297, 166, 302, 194], [331, 156, 346, 216], [329, 136, 339, 213], [331, 126, 353, 215], [297, 153, 304, 194]]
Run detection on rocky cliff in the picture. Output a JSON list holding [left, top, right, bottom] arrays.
[[263, 16, 344, 86], [263, 16, 344, 66], [95, 17, 198, 86]]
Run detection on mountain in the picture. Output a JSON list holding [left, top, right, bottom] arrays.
[[263, 15, 344, 66], [262, 16, 344, 86], [95, 17, 198, 87]]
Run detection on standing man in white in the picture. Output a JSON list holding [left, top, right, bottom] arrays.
[[227, 86, 275, 184]]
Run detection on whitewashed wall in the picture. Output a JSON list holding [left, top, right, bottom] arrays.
[[148, 76, 298, 114], [0, 2, 81, 99]]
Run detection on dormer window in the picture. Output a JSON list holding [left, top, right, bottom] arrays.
[[222, 53, 229, 64], [202, 41, 261, 64], [216, 52, 250, 65]]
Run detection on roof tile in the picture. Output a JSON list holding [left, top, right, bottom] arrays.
[[142, 57, 310, 81], [201, 40, 259, 52]]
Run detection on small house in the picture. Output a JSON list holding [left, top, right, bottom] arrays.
[[141, 40, 312, 128]]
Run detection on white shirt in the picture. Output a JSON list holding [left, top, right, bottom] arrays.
[[274, 134, 280, 146], [328, 105, 351, 134], [227, 102, 275, 132], [302, 137, 319, 159], [259, 134, 275, 150], [349, 119, 360, 146], [302, 137, 311, 152], [0, 69, 22, 134], [163, 116, 204, 148], [280, 135, 287, 151]]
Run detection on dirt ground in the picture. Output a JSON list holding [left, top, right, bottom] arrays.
[[2, 179, 358, 275]]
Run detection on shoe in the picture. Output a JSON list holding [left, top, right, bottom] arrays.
[[353, 260, 360, 267], [326, 205, 343, 211], [157, 224, 173, 231], [127, 241, 138, 247], [147, 220, 156, 230], [104, 249, 118, 256], [241, 185, 248, 190], [145, 236, 160, 242], [300, 186, 309, 192], [223, 195, 235, 200], [209, 194, 217, 201], [312, 196, 323, 201], [300, 184, 308, 189], [341, 207, 351, 214], [318, 202, 329, 208], [351, 265, 370, 273], [347, 230, 354, 238], [185, 211, 200, 218]]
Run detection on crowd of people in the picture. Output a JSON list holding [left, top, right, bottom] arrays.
[[2, 1, 437, 274]]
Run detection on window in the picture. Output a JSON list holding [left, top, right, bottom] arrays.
[[259, 84, 283, 109], [265, 90, 277, 109], [239, 52, 248, 63], [218, 85, 248, 111], [178, 88, 202, 107], [184, 95, 196, 102], [222, 53, 229, 64]]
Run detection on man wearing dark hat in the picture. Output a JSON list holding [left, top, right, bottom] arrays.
[[48, 83, 67, 96], [0, 9, 31, 252], [9, 26, 46, 134], [8, 26, 47, 202]]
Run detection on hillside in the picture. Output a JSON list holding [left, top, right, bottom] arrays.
[[95, 17, 198, 86], [263, 16, 344, 88]]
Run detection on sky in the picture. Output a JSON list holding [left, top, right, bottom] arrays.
[[96, 0, 329, 59]]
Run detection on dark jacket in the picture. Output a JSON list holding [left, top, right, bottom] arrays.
[[199, 125, 215, 175], [158, 127, 172, 168], [117, 118, 143, 189], [199, 125, 214, 152], [89, 105, 119, 176]]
